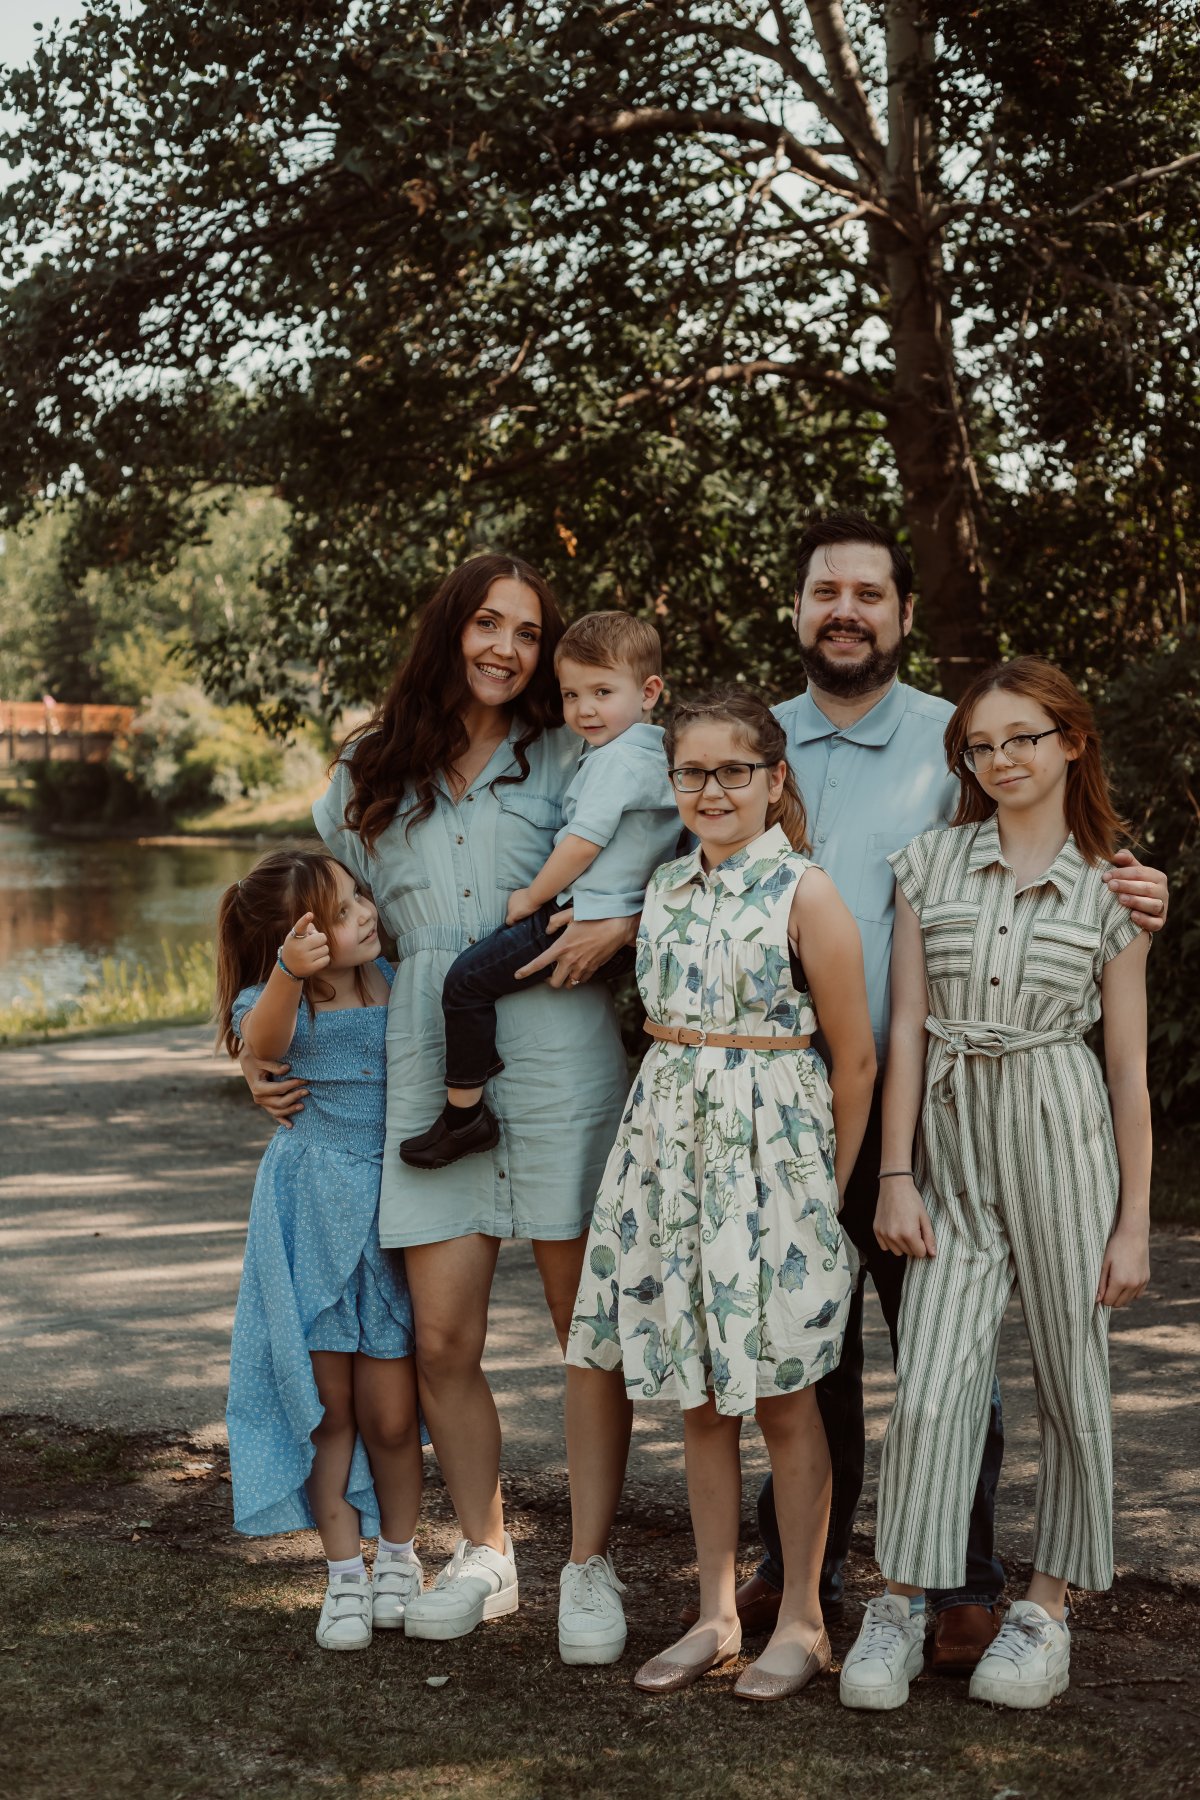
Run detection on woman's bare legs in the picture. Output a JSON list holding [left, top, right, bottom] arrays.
[[306, 1351, 361, 1561], [752, 1388, 830, 1672], [647, 1398, 742, 1665], [353, 1354, 423, 1544], [405, 1234, 503, 1549], [533, 1232, 634, 1563]]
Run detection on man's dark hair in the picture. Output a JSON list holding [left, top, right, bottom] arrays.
[[793, 512, 914, 605]]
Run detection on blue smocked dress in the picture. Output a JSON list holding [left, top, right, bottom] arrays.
[[226, 961, 421, 1537], [313, 723, 630, 1249]]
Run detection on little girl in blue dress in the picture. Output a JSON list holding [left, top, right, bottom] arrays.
[[216, 849, 424, 1651]]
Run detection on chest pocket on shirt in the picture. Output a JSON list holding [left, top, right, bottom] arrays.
[[856, 832, 909, 924], [496, 786, 562, 888], [373, 817, 433, 906], [920, 901, 981, 985], [1023, 917, 1100, 1004]]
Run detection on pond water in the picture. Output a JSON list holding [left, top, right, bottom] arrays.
[[0, 820, 264, 1007]]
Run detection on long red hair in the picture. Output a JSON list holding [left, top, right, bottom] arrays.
[[944, 657, 1126, 866]]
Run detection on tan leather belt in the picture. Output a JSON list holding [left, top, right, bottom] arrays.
[[645, 1020, 812, 1052]]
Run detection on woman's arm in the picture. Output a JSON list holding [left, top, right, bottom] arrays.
[[792, 869, 876, 1205], [1097, 932, 1152, 1307], [513, 910, 639, 986], [874, 891, 937, 1259], [507, 834, 603, 924]]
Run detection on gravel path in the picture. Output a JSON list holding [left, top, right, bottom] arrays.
[[3, 1023, 1196, 1585]]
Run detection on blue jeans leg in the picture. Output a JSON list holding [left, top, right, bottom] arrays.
[[441, 907, 556, 1089]]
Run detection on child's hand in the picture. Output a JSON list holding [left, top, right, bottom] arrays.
[[1096, 1225, 1150, 1308], [874, 1178, 937, 1259], [279, 911, 330, 978], [506, 887, 536, 926]]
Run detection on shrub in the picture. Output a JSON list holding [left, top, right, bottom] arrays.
[[1100, 633, 1200, 1120]]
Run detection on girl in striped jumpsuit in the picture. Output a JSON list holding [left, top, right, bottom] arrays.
[[840, 657, 1151, 1714]]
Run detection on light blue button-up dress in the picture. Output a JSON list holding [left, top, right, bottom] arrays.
[[314, 722, 631, 1248]]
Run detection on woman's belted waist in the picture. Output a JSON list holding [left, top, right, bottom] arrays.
[[926, 1017, 1085, 1098], [645, 1020, 812, 1053]]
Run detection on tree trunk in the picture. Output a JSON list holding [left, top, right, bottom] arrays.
[[878, 2, 992, 698]]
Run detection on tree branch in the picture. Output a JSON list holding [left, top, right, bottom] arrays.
[[1061, 148, 1200, 220], [803, 0, 886, 164], [555, 106, 892, 215]]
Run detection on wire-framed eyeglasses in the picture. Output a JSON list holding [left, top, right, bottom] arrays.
[[668, 761, 774, 793], [961, 727, 1061, 775]]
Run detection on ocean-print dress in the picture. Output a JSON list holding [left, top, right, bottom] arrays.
[[564, 824, 857, 1417]]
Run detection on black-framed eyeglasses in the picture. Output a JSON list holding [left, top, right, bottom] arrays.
[[961, 727, 1060, 774], [668, 761, 774, 793]]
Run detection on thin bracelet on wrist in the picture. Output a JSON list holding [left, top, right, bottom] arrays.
[[879, 1168, 914, 1179], [276, 946, 303, 982]]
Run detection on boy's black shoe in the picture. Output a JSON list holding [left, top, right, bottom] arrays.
[[399, 1104, 500, 1170]]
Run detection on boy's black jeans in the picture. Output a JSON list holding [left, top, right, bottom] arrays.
[[442, 902, 634, 1089]]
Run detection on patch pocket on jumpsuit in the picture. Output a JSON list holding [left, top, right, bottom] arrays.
[[1024, 917, 1101, 1002], [496, 787, 562, 888], [919, 900, 981, 983]]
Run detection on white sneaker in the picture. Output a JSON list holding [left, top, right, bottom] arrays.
[[315, 1571, 373, 1651], [839, 1594, 926, 1710], [403, 1534, 518, 1640], [969, 1601, 1070, 1709], [558, 1555, 628, 1666], [372, 1554, 424, 1630]]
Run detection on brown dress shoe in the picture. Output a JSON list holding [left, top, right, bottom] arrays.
[[679, 1572, 783, 1636], [930, 1604, 1004, 1674]]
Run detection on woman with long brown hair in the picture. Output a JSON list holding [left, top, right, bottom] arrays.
[[245, 553, 635, 1639]]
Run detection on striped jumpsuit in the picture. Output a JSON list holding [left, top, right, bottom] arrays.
[[876, 818, 1142, 1592]]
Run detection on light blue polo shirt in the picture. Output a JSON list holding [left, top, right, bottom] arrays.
[[557, 720, 682, 921], [774, 681, 958, 1057]]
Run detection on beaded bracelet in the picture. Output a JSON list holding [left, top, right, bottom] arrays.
[[879, 1169, 914, 1179], [276, 946, 303, 982]]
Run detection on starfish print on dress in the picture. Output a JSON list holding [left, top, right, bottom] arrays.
[[707, 1271, 754, 1341], [657, 891, 709, 942], [575, 1284, 621, 1349]]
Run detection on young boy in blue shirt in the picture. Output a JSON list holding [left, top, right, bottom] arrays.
[[400, 612, 678, 1170]]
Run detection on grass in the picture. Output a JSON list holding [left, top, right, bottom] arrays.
[[2, 1417, 1196, 1800], [0, 939, 214, 1045]]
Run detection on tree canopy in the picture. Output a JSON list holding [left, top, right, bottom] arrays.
[[1, 0, 1198, 721]]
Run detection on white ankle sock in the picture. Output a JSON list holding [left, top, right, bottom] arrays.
[[377, 1536, 417, 1562], [327, 1553, 366, 1580]]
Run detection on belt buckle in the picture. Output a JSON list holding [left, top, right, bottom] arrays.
[[690, 1026, 708, 1047]]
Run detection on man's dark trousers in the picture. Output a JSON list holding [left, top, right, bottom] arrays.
[[756, 1083, 1006, 1613]]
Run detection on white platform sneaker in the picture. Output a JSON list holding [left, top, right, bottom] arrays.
[[403, 1534, 518, 1641], [371, 1554, 424, 1630], [969, 1601, 1071, 1709], [558, 1555, 628, 1665], [839, 1594, 926, 1710], [315, 1571, 374, 1651]]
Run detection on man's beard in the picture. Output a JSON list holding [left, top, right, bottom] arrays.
[[797, 627, 904, 699]]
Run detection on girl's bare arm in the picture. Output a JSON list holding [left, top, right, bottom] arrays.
[[791, 867, 876, 1205], [1098, 931, 1152, 1307], [875, 891, 937, 1259]]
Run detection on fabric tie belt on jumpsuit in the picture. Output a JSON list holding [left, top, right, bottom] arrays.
[[924, 1016, 1086, 1205]]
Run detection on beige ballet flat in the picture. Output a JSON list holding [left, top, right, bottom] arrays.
[[733, 1628, 832, 1701], [633, 1624, 743, 1694]]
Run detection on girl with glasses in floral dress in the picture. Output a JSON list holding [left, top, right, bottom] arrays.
[[566, 688, 876, 1700]]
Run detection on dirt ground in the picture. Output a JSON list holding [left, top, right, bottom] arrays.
[[3, 1024, 1199, 1798], [3, 1415, 1197, 1800]]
